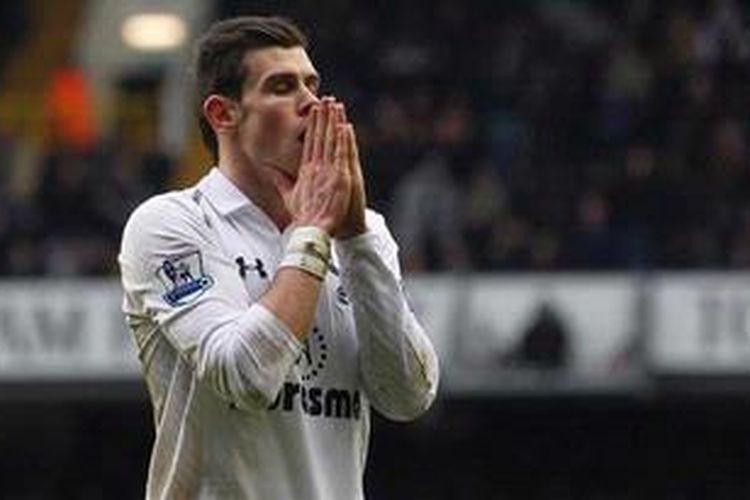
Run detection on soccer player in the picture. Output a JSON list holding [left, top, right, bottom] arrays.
[[118, 15, 439, 499]]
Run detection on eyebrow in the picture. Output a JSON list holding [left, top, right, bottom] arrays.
[[261, 71, 320, 90]]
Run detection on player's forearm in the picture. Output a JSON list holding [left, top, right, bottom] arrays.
[[197, 227, 333, 410], [260, 224, 333, 338], [259, 267, 325, 339], [336, 232, 439, 421], [357, 303, 439, 421], [196, 301, 302, 410], [170, 269, 324, 411]]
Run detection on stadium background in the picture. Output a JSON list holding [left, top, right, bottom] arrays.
[[2, 0, 750, 498]]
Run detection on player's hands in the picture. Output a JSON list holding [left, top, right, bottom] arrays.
[[336, 106, 367, 240], [272, 97, 352, 236]]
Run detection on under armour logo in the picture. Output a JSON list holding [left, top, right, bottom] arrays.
[[236, 256, 268, 279]]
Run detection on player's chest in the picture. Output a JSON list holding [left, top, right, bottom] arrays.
[[212, 212, 360, 382]]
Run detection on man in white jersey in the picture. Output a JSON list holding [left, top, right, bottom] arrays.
[[118, 15, 439, 499]]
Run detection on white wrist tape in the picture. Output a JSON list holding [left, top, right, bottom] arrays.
[[279, 251, 329, 280], [286, 226, 331, 261], [279, 226, 331, 281]]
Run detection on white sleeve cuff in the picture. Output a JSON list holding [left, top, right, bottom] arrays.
[[334, 230, 385, 272]]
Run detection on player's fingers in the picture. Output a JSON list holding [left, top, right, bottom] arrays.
[[322, 99, 337, 166], [334, 124, 347, 174], [348, 124, 363, 183], [302, 105, 317, 164], [311, 100, 325, 164], [340, 102, 348, 124], [330, 104, 345, 169], [335, 103, 345, 130]]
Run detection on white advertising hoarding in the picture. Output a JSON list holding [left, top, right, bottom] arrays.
[[0, 280, 139, 379], [5, 273, 745, 389], [408, 274, 642, 393], [464, 275, 638, 371], [648, 273, 750, 374], [0, 276, 641, 392]]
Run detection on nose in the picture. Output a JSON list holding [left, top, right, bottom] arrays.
[[299, 87, 320, 117]]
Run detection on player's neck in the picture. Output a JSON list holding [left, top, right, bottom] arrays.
[[217, 156, 292, 232]]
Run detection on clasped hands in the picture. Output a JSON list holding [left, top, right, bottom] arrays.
[[274, 96, 366, 240]]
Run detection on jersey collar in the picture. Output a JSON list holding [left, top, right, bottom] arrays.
[[197, 168, 280, 232], [198, 167, 252, 215]]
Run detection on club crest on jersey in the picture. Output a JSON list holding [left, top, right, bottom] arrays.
[[157, 251, 214, 306]]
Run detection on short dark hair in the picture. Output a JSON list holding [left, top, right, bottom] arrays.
[[193, 16, 308, 160]]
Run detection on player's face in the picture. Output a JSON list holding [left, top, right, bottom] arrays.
[[236, 46, 320, 180]]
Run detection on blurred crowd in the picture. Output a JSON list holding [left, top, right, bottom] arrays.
[[309, 0, 750, 273], [0, 117, 173, 276], [2, 0, 750, 276]]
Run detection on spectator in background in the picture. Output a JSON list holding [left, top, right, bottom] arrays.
[[566, 190, 622, 269], [693, 0, 750, 67], [502, 301, 571, 371], [597, 37, 653, 150], [463, 158, 510, 270], [391, 151, 469, 271], [490, 214, 534, 270], [688, 116, 750, 267], [93, 120, 176, 241], [0, 158, 44, 275], [0, 3, 29, 76], [35, 147, 112, 274], [519, 302, 570, 370], [608, 142, 665, 268], [45, 63, 98, 153], [389, 87, 474, 272], [366, 92, 417, 209]]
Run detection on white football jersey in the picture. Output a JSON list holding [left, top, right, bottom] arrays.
[[118, 167, 439, 500]]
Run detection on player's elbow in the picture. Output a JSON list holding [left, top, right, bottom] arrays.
[[370, 377, 439, 422], [197, 325, 285, 410]]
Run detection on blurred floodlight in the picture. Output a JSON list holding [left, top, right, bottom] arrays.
[[121, 13, 187, 52]]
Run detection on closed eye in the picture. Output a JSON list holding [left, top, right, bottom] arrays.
[[262, 72, 321, 96], [268, 75, 297, 95]]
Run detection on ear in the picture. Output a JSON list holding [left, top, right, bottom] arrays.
[[202, 95, 241, 134]]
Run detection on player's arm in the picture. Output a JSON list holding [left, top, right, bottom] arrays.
[[335, 120, 439, 421], [260, 99, 351, 338]]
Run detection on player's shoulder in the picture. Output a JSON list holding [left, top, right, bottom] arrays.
[[125, 188, 202, 231], [121, 187, 210, 253]]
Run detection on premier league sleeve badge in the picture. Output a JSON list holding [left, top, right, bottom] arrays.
[[156, 250, 215, 307]]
